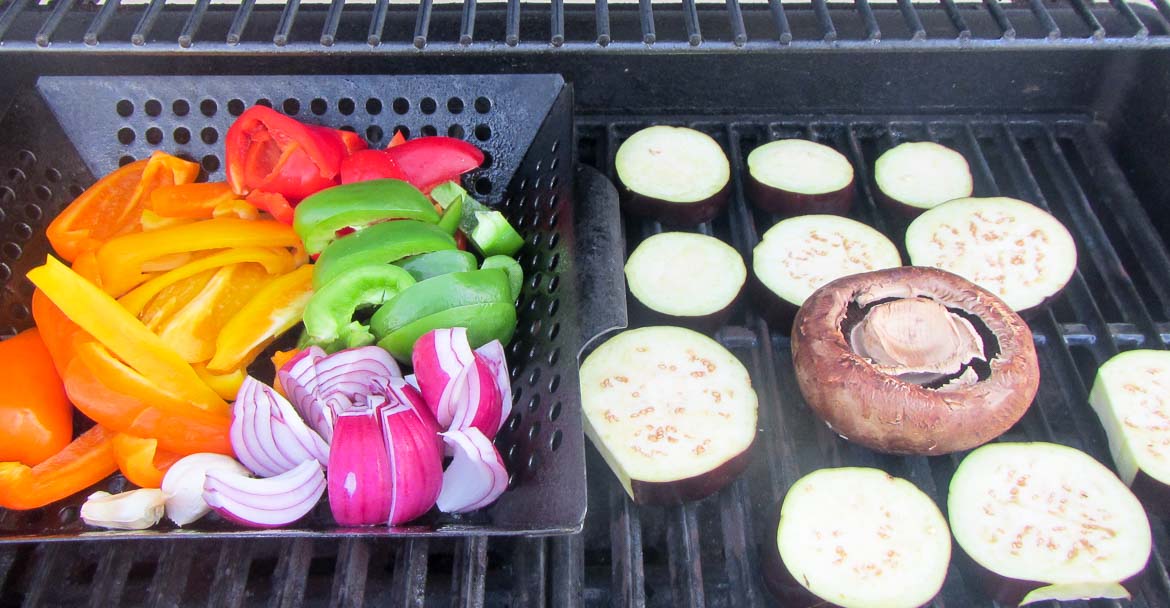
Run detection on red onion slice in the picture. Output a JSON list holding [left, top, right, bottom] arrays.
[[442, 356, 503, 439], [474, 340, 513, 434], [279, 346, 404, 443], [436, 428, 508, 513], [413, 328, 476, 417], [382, 402, 443, 525], [232, 376, 330, 477], [328, 409, 393, 526], [203, 459, 326, 528]]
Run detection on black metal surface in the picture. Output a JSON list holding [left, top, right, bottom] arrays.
[[0, 73, 589, 539]]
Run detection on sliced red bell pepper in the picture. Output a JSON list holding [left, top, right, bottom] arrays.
[[225, 105, 346, 202], [339, 150, 407, 184], [327, 128, 369, 155], [245, 190, 296, 225], [385, 137, 485, 193]]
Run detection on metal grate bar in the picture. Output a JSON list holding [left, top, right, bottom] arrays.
[[458, 0, 475, 45], [610, 485, 647, 607], [1067, 0, 1105, 39], [321, 0, 345, 46], [857, 0, 882, 41], [812, 0, 838, 42], [939, 0, 971, 39], [329, 539, 370, 608], [452, 537, 488, 608], [268, 539, 314, 608], [726, 0, 747, 46], [20, 544, 62, 606], [83, 0, 122, 45], [1110, 0, 1148, 38], [843, 124, 892, 234], [226, 0, 257, 45], [130, 0, 166, 46], [638, 0, 656, 44], [35, 0, 77, 47], [897, 0, 926, 40], [389, 539, 428, 608], [718, 479, 762, 607], [1028, 0, 1062, 39], [0, 548, 19, 595], [148, 543, 197, 605], [983, 0, 1016, 39], [506, 0, 520, 45], [512, 538, 548, 606], [595, 0, 610, 45], [551, 0, 565, 46], [682, 0, 701, 46], [550, 535, 584, 608], [413, 0, 432, 48], [178, 0, 210, 47], [0, 0, 31, 43], [274, 0, 302, 46], [767, 0, 792, 44], [666, 504, 706, 607], [209, 541, 254, 608], [367, 0, 387, 45]]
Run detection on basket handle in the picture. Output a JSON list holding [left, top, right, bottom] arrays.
[[572, 164, 628, 360]]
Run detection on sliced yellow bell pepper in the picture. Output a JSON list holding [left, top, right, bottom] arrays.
[[193, 364, 245, 401], [27, 257, 227, 414], [156, 262, 275, 363], [140, 209, 197, 232], [141, 268, 219, 332], [207, 264, 314, 372], [119, 247, 297, 317]]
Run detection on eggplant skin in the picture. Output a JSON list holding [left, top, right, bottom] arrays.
[[955, 543, 1146, 606], [748, 272, 800, 335], [628, 440, 753, 506], [791, 266, 1039, 455], [876, 189, 933, 219], [747, 172, 853, 218], [627, 284, 741, 335], [620, 181, 731, 227], [1130, 470, 1170, 518]]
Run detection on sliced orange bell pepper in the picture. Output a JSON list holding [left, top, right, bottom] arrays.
[[156, 262, 275, 363], [65, 342, 232, 455], [194, 364, 245, 401], [111, 434, 181, 489], [0, 425, 117, 510], [141, 268, 219, 332], [119, 247, 296, 317], [207, 264, 314, 372], [212, 199, 260, 220], [31, 288, 87, 375], [149, 182, 236, 219], [28, 257, 227, 414], [0, 329, 73, 466], [95, 218, 304, 297], [70, 251, 103, 287], [46, 153, 200, 263], [270, 348, 300, 396]]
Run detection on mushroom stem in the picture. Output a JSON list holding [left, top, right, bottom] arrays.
[[849, 297, 985, 382]]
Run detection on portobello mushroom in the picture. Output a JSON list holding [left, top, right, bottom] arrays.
[[791, 266, 1038, 455], [874, 142, 973, 217], [623, 232, 746, 331], [752, 215, 901, 333], [615, 126, 731, 226], [764, 468, 951, 608], [579, 326, 757, 505], [948, 442, 1151, 606], [747, 139, 854, 217], [1089, 349, 1170, 516], [905, 196, 1077, 313]]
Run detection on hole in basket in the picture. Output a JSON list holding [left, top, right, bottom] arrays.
[[283, 98, 300, 115], [447, 97, 464, 114], [392, 98, 409, 115], [534, 160, 542, 172], [58, 506, 78, 524], [310, 98, 328, 116], [144, 99, 162, 117], [447, 124, 464, 139], [513, 384, 523, 402], [17, 150, 35, 168], [528, 394, 541, 412], [474, 97, 492, 114], [173, 127, 191, 145], [547, 254, 560, 271], [0, 263, 10, 282], [507, 412, 522, 434], [547, 374, 561, 394], [366, 125, 384, 145], [551, 140, 560, 154], [547, 323, 560, 342], [255, 98, 273, 109], [0, 187, 12, 206], [474, 177, 492, 196], [172, 99, 190, 116], [338, 98, 355, 116], [145, 127, 163, 146], [10, 302, 27, 320], [200, 99, 218, 117], [366, 98, 382, 115], [420, 97, 437, 115], [528, 421, 541, 441], [548, 401, 562, 422], [547, 348, 560, 367], [117, 128, 135, 145], [68, 184, 84, 197], [201, 127, 219, 145], [227, 98, 245, 116], [6, 168, 24, 184], [507, 472, 517, 490], [532, 177, 543, 191], [547, 212, 560, 229], [2, 243, 21, 261], [474, 124, 492, 142], [202, 155, 220, 172], [547, 275, 560, 292], [116, 99, 133, 117], [507, 444, 518, 462], [23, 204, 42, 221], [480, 151, 493, 169], [526, 452, 540, 473], [394, 126, 410, 139], [118, 155, 135, 167], [549, 430, 562, 451], [339, 125, 355, 133], [528, 367, 542, 387], [547, 298, 560, 316], [420, 125, 437, 137], [550, 158, 560, 172], [34, 186, 51, 202], [13, 223, 32, 240], [44, 168, 60, 183]]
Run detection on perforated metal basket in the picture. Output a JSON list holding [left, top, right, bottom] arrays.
[[0, 73, 588, 540]]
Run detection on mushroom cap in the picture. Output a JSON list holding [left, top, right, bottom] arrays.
[[791, 266, 1039, 455]]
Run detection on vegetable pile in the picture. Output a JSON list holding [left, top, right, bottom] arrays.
[[1, 105, 525, 531]]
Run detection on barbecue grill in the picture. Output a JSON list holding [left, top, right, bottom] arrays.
[[3, 0, 1170, 605]]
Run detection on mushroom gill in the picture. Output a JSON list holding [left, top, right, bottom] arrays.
[[848, 297, 986, 385]]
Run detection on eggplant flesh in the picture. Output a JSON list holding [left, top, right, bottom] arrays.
[[747, 139, 854, 217], [767, 468, 951, 608], [616, 126, 731, 226], [905, 196, 1077, 312], [624, 232, 746, 322], [579, 326, 758, 506], [948, 442, 1151, 605], [874, 142, 973, 216]]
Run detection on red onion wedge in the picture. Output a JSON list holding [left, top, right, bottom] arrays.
[[383, 402, 444, 525], [413, 329, 510, 438], [278, 345, 404, 443], [437, 428, 508, 513], [203, 459, 326, 528], [412, 328, 476, 412], [474, 340, 513, 434], [232, 376, 330, 477], [328, 409, 394, 526], [440, 356, 503, 438]]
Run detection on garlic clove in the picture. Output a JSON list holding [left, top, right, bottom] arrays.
[[81, 488, 166, 530]]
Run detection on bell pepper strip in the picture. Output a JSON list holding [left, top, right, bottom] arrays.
[[111, 434, 181, 489], [65, 342, 232, 455], [119, 247, 297, 317], [437, 196, 463, 235], [388, 130, 407, 148], [329, 128, 368, 155], [0, 329, 73, 466], [293, 179, 440, 255], [270, 348, 300, 395], [155, 263, 276, 363], [481, 255, 524, 301], [0, 425, 117, 510], [339, 150, 407, 185], [149, 182, 236, 219], [207, 264, 314, 373], [312, 220, 456, 290], [303, 264, 416, 351], [193, 364, 246, 401], [213, 199, 260, 220], [31, 288, 87, 375], [378, 303, 518, 363], [95, 218, 303, 297], [28, 257, 227, 414], [70, 251, 103, 286], [225, 105, 346, 201], [431, 181, 524, 257], [46, 153, 201, 263], [245, 190, 295, 225], [396, 250, 478, 282], [140, 210, 197, 232], [384, 137, 484, 193], [141, 268, 220, 332]]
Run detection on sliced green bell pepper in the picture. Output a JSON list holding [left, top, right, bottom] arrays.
[[312, 220, 456, 290], [480, 255, 523, 301], [293, 179, 439, 255], [429, 181, 524, 257], [437, 196, 463, 236], [395, 250, 478, 282], [302, 264, 416, 351], [377, 303, 517, 362]]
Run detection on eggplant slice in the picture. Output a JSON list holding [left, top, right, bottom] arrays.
[[792, 266, 1039, 455], [579, 326, 757, 506], [948, 442, 1151, 606], [905, 196, 1077, 312], [615, 126, 731, 226], [766, 468, 951, 608], [624, 232, 745, 326], [747, 139, 854, 216], [874, 141, 973, 216]]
